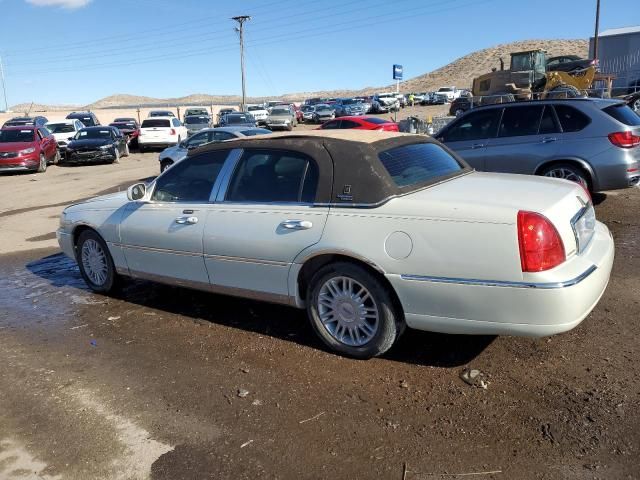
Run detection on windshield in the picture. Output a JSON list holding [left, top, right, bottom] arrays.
[[114, 118, 135, 123], [438, 88, 453, 92], [301, 106, 314, 112], [110, 122, 137, 130], [342, 99, 357, 105], [270, 108, 290, 115], [150, 111, 173, 117], [75, 129, 113, 140], [0, 129, 34, 143], [46, 123, 75, 133], [185, 116, 210, 124], [226, 114, 252, 123], [5, 119, 32, 126], [378, 143, 463, 188], [186, 109, 207, 116], [247, 106, 264, 111], [141, 119, 171, 128], [68, 116, 95, 126]]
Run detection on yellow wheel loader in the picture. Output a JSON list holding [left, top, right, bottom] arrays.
[[472, 49, 598, 101]]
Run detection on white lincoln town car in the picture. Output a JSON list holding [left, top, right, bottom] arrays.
[[57, 130, 614, 359]]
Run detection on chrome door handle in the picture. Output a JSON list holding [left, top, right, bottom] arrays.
[[471, 143, 485, 149], [280, 220, 313, 230], [175, 216, 198, 224], [541, 137, 558, 143]]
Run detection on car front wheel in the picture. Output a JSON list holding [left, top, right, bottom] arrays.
[[36, 153, 47, 173], [160, 160, 173, 172], [76, 229, 120, 293], [307, 262, 403, 359]]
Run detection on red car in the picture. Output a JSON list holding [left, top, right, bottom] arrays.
[[0, 126, 59, 173], [318, 116, 399, 131]]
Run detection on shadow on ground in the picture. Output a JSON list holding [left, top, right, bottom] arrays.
[[27, 252, 493, 368]]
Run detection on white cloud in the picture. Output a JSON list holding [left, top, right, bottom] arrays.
[[26, 0, 91, 9]]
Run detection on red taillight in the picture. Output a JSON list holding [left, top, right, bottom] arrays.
[[608, 131, 640, 148], [170, 128, 176, 135], [517, 211, 566, 272]]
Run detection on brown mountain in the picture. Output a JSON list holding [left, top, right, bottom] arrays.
[[10, 38, 589, 111]]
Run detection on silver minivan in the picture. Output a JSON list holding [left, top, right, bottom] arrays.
[[436, 98, 640, 191]]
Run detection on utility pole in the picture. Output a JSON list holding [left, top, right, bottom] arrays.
[[593, 0, 601, 60], [0, 55, 8, 112], [232, 15, 251, 111]]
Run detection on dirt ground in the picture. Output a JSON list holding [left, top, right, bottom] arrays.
[[1, 113, 638, 480]]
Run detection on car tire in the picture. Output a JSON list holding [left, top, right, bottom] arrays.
[[540, 163, 591, 190], [139, 145, 146, 153], [123, 143, 130, 157], [287, 124, 293, 131], [36, 153, 47, 173], [454, 109, 465, 117], [112, 147, 120, 164], [306, 262, 403, 359], [160, 160, 173, 173], [76, 229, 120, 294], [632, 98, 640, 113], [52, 149, 61, 165]]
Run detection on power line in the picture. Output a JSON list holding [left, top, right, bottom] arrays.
[[7, 0, 487, 77]]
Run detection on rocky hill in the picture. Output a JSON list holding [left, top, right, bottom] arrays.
[[10, 38, 589, 110]]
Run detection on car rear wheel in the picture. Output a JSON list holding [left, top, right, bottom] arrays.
[[112, 147, 120, 164], [306, 262, 403, 359], [52, 150, 60, 165], [76, 230, 120, 294], [123, 143, 130, 157], [541, 163, 590, 190], [454, 108, 465, 117], [37, 153, 47, 173]]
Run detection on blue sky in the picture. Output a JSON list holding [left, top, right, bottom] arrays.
[[0, 0, 638, 106]]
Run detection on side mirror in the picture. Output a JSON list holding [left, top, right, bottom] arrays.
[[127, 182, 147, 201], [67, 137, 74, 141]]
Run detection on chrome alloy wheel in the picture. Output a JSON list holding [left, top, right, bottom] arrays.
[[81, 239, 108, 286], [317, 276, 379, 347], [544, 167, 587, 188]]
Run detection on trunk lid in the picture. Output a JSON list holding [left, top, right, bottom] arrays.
[[389, 171, 590, 257]]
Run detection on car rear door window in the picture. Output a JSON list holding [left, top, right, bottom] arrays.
[[602, 103, 640, 126], [378, 142, 464, 188], [440, 109, 501, 142], [538, 106, 561, 134], [554, 105, 591, 132], [213, 131, 236, 141], [497, 105, 543, 137], [152, 150, 230, 202], [340, 120, 360, 129], [226, 149, 318, 203], [322, 120, 341, 129], [186, 132, 209, 148]]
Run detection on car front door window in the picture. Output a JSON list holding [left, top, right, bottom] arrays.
[[186, 132, 208, 149], [441, 109, 501, 142], [152, 150, 229, 202]]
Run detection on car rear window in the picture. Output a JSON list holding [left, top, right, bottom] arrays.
[[378, 143, 463, 188], [141, 119, 171, 128], [603, 104, 640, 126], [185, 116, 209, 124]]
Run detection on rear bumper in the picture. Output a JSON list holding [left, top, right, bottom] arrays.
[[387, 222, 614, 337]]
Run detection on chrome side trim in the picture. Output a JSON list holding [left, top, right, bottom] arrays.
[[400, 265, 598, 289], [115, 243, 202, 257], [204, 253, 289, 267]]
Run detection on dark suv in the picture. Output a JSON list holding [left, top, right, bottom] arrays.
[[65, 111, 100, 127], [436, 98, 640, 192], [2, 116, 48, 127]]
